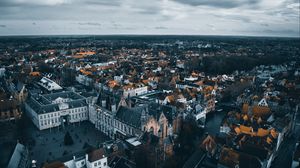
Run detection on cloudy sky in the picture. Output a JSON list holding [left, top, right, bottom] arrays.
[[0, 0, 299, 37]]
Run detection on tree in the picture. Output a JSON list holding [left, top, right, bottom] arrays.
[[64, 132, 74, 146], [134, 144, 156, 168]]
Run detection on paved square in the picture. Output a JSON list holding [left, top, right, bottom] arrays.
[[25, 120, 110, 167]]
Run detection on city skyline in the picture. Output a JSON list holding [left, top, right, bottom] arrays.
[[0, 0, 299, 37]]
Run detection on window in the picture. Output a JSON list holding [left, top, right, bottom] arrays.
[[98, 161, 101, 165], [81, 161, 84, 165], [104, 162, 106, 166], [94, 163, 97, 166], [40, 116, 42, 119]]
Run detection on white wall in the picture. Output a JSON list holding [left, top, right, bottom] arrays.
[[123, 86, 148, 97], [35, 106, 88, 130], [86, 157, 108, 168]]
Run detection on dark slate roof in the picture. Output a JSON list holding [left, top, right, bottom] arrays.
[[43, 91, 84, 101], [88, 148, 106, 162], [16, 81, 24, 92], [109, 156, 136, 168], [148, 103, 175, 122], [239, 152, 262, 168], [7, 143, 28, 168], [271, 115, 291, 132], [183, 149, 206, 168], [26, 92, 87, 114], [97, 91, 121, 108], [240, 142, 269, 160], [115, 106, 145, 129], [80, 91, 98, 98]]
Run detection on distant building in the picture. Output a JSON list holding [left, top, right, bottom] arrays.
[[0, 90, 22, 121], [76, 74, 93, 87], [38, 77, 63, 91], [122, 84, 148, 98], [0, 99, 21, 121], [0, 67, 6, 77]]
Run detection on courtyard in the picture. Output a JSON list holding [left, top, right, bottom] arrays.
[[9, 115, 110, 168]]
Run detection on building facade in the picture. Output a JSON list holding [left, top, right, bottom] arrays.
[[123, 85, 148, 98], [25, 91, 89, 130], [95, 94, 178, 141]]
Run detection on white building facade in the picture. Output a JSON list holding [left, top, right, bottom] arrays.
[[25, 91, 90, 130], [123, 86, 148, 98]]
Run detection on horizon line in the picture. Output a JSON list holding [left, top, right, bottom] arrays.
[[0, 33, 299, 39]]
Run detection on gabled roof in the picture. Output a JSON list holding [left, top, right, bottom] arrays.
[[88, 148, 106, 162], [7, 143, 28, 168], [43, 162, 66, 168], [258, 98, 268, 107], [183, 149, 206, 168], [147, 103, 175, 122], [115, 106, 145, 128], [109, 156, 136, 168]]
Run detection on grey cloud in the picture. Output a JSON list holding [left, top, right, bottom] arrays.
[[83, 0, 121, 7], [262, 29, 298, 35], [138, 9, 160, 15], [172, 0, 260, 8], [78, 22, 101, 26], [260, 23, 269, 27], [0, 0, 71, 7], [214, 14, 252, 23], [0, 0, 298, 37], [155, 26, 168, 29]]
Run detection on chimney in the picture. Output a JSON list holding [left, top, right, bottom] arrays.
[[111, 104, 116, 113], [102, 100, 106, 108], [85, 154, 89, 162]]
